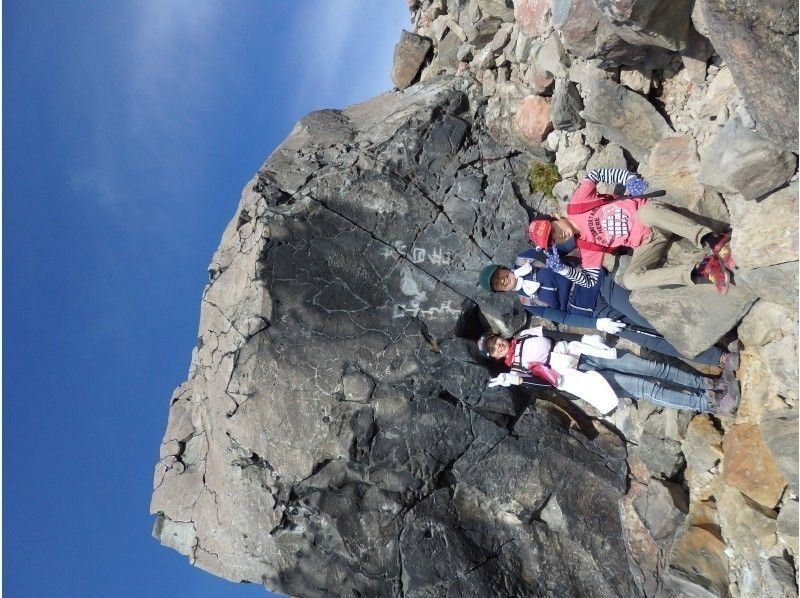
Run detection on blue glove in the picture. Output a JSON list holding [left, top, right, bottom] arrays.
[[625, 176, 648, 196], [545, 246, 566, 272]]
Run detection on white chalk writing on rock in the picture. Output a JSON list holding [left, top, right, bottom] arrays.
[[380, 241, 453, 266]]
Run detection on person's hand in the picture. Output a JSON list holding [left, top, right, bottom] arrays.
[[488, 373, 522, 388], [625, 176, 648, 196], [596, 318, 626, 334], [512, 262, 533, 278], [545, 246, 566, 273]]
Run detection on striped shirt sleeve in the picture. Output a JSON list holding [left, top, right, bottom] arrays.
[[586, 168, 634, 185], [558, 264, 601, 288]]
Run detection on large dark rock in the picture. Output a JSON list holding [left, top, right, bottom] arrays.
[[150, 77, 641, 596], [551, 79, 585, 131], [697, 0, 799, 151], [392, 30, 434, 89]]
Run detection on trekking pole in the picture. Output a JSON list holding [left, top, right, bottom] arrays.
[[626, 325, 665, 339], [639, 190, 666, 199]]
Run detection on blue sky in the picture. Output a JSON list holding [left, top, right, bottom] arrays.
[[4, 2, 411, 595]]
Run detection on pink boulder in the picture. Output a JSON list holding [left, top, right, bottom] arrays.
[[514, 0, 551, 38], [513, 95, 553, 143]]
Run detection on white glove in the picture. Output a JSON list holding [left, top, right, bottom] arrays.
[[580, 334, 605, 347], [596, 318, 626, 334], [513, 262, 533, 278], [488, 373, 523, 388]]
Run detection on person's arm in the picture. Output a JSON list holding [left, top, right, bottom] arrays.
[[585, 168, 635, 185], [545, 246, 601, 288], [558, 263, 601, 288], [533, 306, 597, 329], [525, 306, 625, 334]]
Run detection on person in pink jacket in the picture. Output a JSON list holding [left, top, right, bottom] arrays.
[[527, 168, 735, 295]]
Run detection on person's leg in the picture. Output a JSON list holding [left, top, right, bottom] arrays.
[[591, 369, 712, 412], [637, 201, 713, 249], [621, 202, 715, 290], [580, 350, 711, 390], [614, 328, 725, 367], [621, 227, 693, 289], [599, 276, 652, 328]]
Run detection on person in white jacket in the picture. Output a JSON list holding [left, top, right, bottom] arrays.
[[478, 327, 739, 417]]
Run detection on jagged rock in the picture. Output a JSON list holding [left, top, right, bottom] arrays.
[[523, 63, 555, 95], [551, 0, 601, 58], [739, 262, 799, 313], [392, 31, 434, 89], [634, 432, 685, 480], [681, 29, 712, 85], [568, 58, 617, 88], [619, 67, 651, 94], [697, 119, 797, 200], [584, 141, 626, 174], [736, 346, 798, 423], [717, 484, 780, 597], [475, 0, 515, 21], [766, 555, 799, 598], [665, 525, 730, 597], [698, 66, 739, 119], [550, 80, 585, 131], [555, 140, 591, 178], [535, 33, 569, 79], [682, 415, 723, 501], [552, 179, 577, 204], [696, 0, 799, 151], [723, 423, 787, 509], [582, 78, 672, 162], [760, 411, 799, 495], [639, 135, 705, 212], [592, 0, 694, 52], [149, 76, 649, 595], [777, 499, 799, 557], [512, 94, 553, 143], [630, 284, 757, 359], [738, 300, 797, 348], [513, 0, 551, 38], [728, 182, 799, 270], [633, 478, 688, 546]]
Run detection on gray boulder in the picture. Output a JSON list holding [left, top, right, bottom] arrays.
[[696, 0, 799, 152], [150, 78, 640, 596], [697, 119, 797, 200], [392, 30, 434, 89], [630, 284, 757, 359], [582, 78, 672, 162], [551, 79, 585, 131]]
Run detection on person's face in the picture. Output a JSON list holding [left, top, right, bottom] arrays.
[[491, 268, 517, 292], [486, 336, 509, 359], [550, 217, 574, 246]]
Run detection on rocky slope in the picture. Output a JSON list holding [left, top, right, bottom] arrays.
[[151, 1, 799, 596]]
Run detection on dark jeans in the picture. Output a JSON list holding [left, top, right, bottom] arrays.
[[594, 275, 724, 367], [578, 351, 712, 412]]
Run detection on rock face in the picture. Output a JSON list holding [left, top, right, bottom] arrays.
[[152, 1, 800, 595], [151, 78, 636, 594]]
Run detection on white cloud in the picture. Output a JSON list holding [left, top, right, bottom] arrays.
[[289, 1, 409, 111]]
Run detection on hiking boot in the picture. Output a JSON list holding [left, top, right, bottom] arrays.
[[713, 390, 740, 418], [695, 256, 730, 295], [707, 382, 740, 417], [720, 341, 740, 372], [709, 232, 736, 270]]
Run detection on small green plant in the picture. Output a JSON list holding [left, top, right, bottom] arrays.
[[527, 161, 560, 198]]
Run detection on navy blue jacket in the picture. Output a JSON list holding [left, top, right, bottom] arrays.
[[514, 248, 605, 329]]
